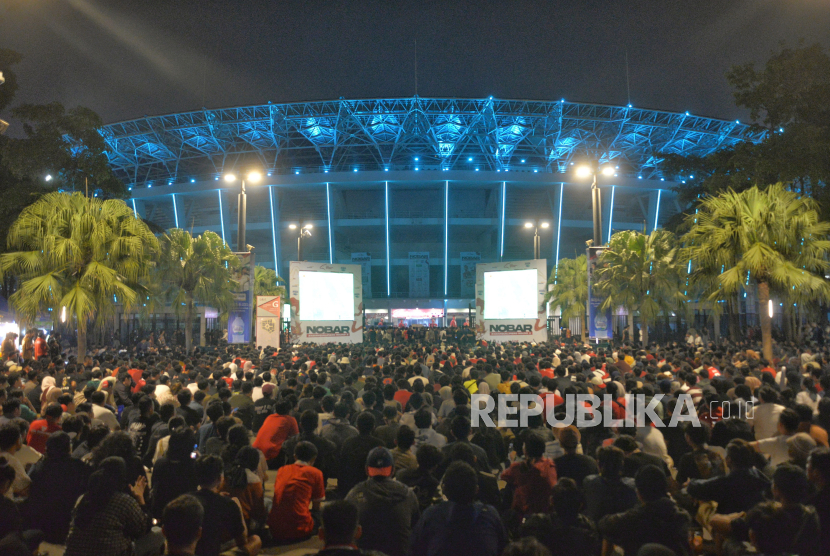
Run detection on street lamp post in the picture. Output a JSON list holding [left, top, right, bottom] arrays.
[[224, 171, 262, 252], [575, 165, 615, 246], [524, 221, 550, 260], [289, 223, 313, 261]]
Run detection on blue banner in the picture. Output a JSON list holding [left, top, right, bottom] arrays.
[[587, 247, 612, 340], [229, 252, 255, 344]]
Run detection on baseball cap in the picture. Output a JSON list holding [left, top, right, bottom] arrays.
[[366, 447, 394, 477], [261, 383, 276, 395]]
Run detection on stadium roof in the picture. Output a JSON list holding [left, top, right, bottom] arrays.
[[101, 96, 767, 187]]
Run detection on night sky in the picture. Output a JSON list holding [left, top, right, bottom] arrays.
[[1, 0, 829, 126]]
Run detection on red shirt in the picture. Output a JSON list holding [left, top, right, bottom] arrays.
[[501, 458, 558, 515], [26, 419, 61, 454], [34, 337, 47, 359], [268, 463, 325, 540], [394, 390, 413, 408], [252, 414, 299, 461], [127, 369, 145, 393]]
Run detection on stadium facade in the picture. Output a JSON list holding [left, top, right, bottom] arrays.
[[102, 97, 765, 322]]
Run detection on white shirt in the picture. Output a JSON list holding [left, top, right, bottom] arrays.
[[252, 386, 263, 402], [155, 384, 174, 405], [92, 404, 120, 431], [0, 451, 30, 499], [756, 434, 793, 467], [751, 403, 785, 441]]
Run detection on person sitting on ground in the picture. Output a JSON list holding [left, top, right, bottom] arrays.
[[64, 456, 163, 556], [675, 422, 725, 485], [553, 426, 598, 488], [223, 446, 267, 531], [23, 431, 89, 543], [410, 460, 507, 556], [189, 455, 261, 556], [151, 427, 200, 519], [268, 441, 325, 542], [159, 494, 204, 556], [599, 465, 693, 556], [396, 443, 443, 512], [686, 438, 770, 515], [501, 432, 558, 528], [0, 424, 30, 500], [582, 446, 638, 522], [391, 425, 418, 473], [806, 447, 830, 554], [281, 409, 338, 483], [315, 499, 387, 556], [345, 446, 420, 556], [338, 411, 384, 497], [373, 405, 401, 448]]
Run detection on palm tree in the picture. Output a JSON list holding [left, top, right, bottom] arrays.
[[544, 255, 588, 338], [0, 192, 157, 356], [682, 183, 830, 361], [593, 230, 687, 346], [253, 265, 287, 298], [154, 229, 239, 352]]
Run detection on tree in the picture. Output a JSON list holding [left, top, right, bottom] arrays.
[[0, 192, 157, 356], [683, 184, 830, 360], [544, 256, 588, 338], [253, 265, 286, 298], [593, 230, 687, 346], [2, 102, 126, 198], [663, 43, 830, 222], [154, 229, 239, 352]]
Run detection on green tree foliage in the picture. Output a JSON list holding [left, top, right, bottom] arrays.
[[593, 230, 686, 346], [544, 255, 588, 338], [663, 43, 830, 221], [154, 229, 239, 352], [682, 183, 830, 361], [3, 102, 125, 197], [0, 192, 157, 356], [253, 265, 286, 299]]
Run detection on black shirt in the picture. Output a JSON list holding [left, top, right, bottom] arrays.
[[554, 453, 599, 487], [252, 397, 276, 433], [190, 489, 246, 556]]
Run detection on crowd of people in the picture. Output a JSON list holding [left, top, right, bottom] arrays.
[[0, 326, 829, 556]]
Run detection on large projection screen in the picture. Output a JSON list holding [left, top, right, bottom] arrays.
[[299, 271, 354, 321], [483, 269, 538, 319]]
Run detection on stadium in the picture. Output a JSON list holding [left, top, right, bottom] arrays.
[[102, 96, 766, 326]]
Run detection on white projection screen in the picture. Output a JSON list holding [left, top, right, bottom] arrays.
[[483, 269, 538, 319], [299, 271, 354, 321]]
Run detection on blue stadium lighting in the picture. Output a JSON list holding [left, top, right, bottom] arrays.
[[444, 180, 449, 296], [267, 172, 272, 177], [654, 189, 662, 230], [217, 190, 226, 243], [521, 159, 525, 163], [534, 169, 538, 173], [415, 167, 419, 171], [475, 168, 479, 171], [638, 176, 643, 179], [384, 168, 389, 172], [269, 186, 278, 272], [172, 194, 179, 228], [689, 175, 694, 179], [215, 176, 219, 181], [500, 182, 506, 259], [128, 187, 132, 191], [554, 184, 563, 283], [326, 183, 333, 264], [295, 171, 300, 175], [736, 120, 740, 124], [607, 185, 616, 243], [561, 99, 565, 103], [147, 184, 152, 188], [324, 169, 329, 173], [414, 157, 419, 161], [496, 169, 501, 173], [779, 128, 784, 133], [685, 112, 690, 116], [168, 181, 172, 186], [628, 104, 632, 108], [660, 178, 665, 181], [354, 168, 358, 172], [468, 157, 473, 162], [385, 181, 390, 297], [131, 199, 137, 218], [191, 179, 195, 183]]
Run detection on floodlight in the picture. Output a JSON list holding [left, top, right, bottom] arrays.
[[45, 175, 53, 182], [224, 174, 236, 183], [601, 166, 615, 176], [288, 224, 297, 229], [247, 171, 262, 183], [540, 222, 550, 229], [575, 166, 593, 178], [304, 224, 313, 230], [524, 222, 533, 228]]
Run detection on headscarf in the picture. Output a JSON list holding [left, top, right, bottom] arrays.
[[439, 386, 452, 402], [478, 382, 491, 396], [40, 376, 58, 407]]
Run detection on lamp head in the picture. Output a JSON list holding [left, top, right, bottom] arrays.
[[540, 222, 550, 229], [246, 171, 262, 183], [575, 165, 593, 178], [223, 174, 236, 183], [524, 222, 533, 229], [288, 224, 297, 230], [601, 166, 615, 176], [303, 224, 313, 230]]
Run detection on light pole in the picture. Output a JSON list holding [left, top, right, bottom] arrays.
[[289, 223, 313, 261], [523, 220, 550, 260], [575, 165, 615, 246], [224, 171, 262, 252]]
